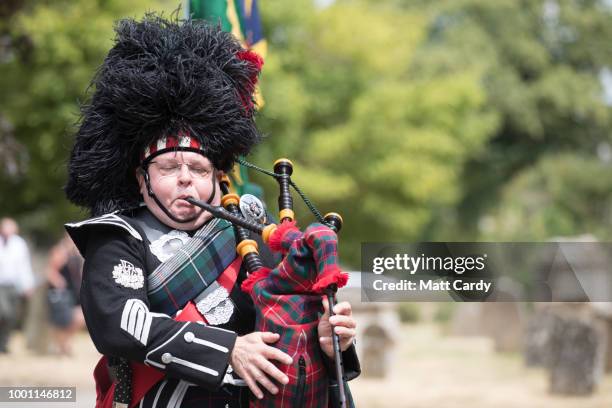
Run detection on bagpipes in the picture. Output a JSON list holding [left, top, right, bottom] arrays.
[[186, 158, 351, 408], [107, 159, 352, 408]]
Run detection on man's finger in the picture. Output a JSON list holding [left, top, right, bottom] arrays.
[[250, 363, 279, 395], [321, 296, 330, 318], [260, 332, 280, 343], [329, 315, 356, 328], [257, 355, 290, 385], [242, 369, 263, 399], [262, 346, 293, 366], [319, 336, 332, 345], [334, 326, 356, 338], [333, 301, 352, 316]]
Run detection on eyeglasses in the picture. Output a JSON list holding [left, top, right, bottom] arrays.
[[148, 161, 212, 179]]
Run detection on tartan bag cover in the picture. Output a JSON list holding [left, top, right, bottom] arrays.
[[241, 222, 348, 408]]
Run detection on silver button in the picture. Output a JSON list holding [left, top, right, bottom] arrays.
[[161, 353, 173, 364], [184, 332, 195, 343]]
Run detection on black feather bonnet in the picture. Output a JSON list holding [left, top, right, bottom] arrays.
[[65, 14, 263, 216]]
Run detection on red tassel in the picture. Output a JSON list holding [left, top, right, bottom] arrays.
[[236, 50, 264, 112], [312, 268, 349, 293], [237, 50, 264, 74], [268, 220, 299, 253], [241, 267, 272, 293]]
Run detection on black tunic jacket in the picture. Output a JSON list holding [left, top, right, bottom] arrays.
[[66, 207, 359, 408]]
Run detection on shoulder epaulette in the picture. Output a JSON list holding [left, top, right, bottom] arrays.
[[65, 213, 143, 256], [66, 213, 142, 241]]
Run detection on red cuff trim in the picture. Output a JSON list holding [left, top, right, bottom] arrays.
[[241, 267, 272, 293], [312, 268, 349, 293], [268, 220, 299, 253]]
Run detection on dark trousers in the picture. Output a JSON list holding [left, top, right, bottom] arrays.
[[0, 285, 18, 352]]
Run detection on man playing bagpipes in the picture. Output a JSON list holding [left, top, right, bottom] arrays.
[[64, 14, 360, 408]]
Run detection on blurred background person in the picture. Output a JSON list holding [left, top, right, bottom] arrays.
[[46, 232, 84, 356], [0, 217, 35, 353]]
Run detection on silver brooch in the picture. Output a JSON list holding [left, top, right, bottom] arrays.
[[239, 194, 266, 223]]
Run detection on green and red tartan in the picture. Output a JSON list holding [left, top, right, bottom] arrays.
[[147, 218, 236, 315], [242, 222, 348, 407]]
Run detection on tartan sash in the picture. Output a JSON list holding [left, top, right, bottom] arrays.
[[146, 218, 237, 315]]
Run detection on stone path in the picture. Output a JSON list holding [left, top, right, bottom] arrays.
[[1, 324, 611, 407]]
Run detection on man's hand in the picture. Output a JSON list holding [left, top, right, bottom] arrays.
[[230, 332, 293, 399], [318, 297, 357, 358]]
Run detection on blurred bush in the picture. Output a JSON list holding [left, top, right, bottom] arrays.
[[434, 302, 455, 324], [2, 0, 612, 251], [398, 302, 421, 323], [0, 0, 176, 244]]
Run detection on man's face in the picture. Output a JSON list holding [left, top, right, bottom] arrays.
[[137, 151, 221, 230], [0, 218, 17, 239]]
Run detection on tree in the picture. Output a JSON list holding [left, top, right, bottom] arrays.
[[254, 0, 496, 265], [404, 0, 612, 240], [0, 0, 175, 244]]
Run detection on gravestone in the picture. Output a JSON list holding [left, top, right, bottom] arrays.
[[338, 272, 399, 378], [481, 301, 524, 352], [449, 303, 483, 337], [361, 324, 393, 378], [548, 313, 606, 395], [524, 307, 556, 367], [24, 247, 50, 354], [591, 302, 612, 373]]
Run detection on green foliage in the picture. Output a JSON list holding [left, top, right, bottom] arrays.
[[2, 0, 612, 254], [0, 0, 176, 244], [405, 0, 612, 239], [255, 0, 496, 265], [433, 302, 455, 324], [398, 302, 421, 323], [480, 153, 612, 240]]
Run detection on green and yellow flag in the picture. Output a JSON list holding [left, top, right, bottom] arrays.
[[187, 0, 267, 57], [187, 0, 266, 198]]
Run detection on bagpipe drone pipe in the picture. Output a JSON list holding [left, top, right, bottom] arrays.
[[186, 158, 353, 408]]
